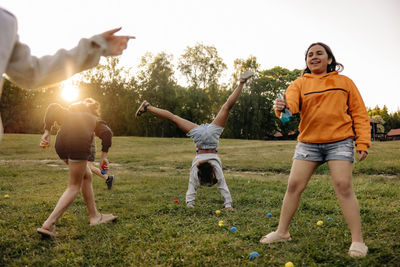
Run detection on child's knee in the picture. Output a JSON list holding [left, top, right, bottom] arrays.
[[67, 185, 81, 195], [286, 181, 306, 195], [334, 181, 353, 197]]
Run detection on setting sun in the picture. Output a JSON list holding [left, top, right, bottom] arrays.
[[61, 83, 79, 102]]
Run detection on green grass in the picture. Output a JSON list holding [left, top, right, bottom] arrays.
[[1, 134, 399, 266]]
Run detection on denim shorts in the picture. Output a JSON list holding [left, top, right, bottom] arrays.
[[187, 123, 223, 150], [293, 138, 354, 163]]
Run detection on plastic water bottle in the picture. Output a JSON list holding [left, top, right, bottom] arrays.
[[278, 94, 292, 123]]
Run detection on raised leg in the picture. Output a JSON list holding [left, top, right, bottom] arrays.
[[212, 71, 253, 127], [147, 105, 198, 134]]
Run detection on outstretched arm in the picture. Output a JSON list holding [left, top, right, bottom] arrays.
[[6, 27, 134, 89], [212, 71, 254, 127]]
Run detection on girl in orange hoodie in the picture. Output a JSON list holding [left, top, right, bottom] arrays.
[[260, 43, 370, 258]]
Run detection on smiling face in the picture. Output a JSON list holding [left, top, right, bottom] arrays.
[[306, 44, 333, 75]]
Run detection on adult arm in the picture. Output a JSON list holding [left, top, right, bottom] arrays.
[[6, 28, 134, 89]]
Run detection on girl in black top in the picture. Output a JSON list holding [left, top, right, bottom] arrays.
[[37, 98, 117, 237]]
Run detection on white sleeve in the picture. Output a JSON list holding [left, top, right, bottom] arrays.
[[5, 34, 109, 89], [215, 167, 232, 208], [186, 167, 199, 207]]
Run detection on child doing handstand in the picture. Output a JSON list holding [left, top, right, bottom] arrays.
[[135, 71, 254, 209]]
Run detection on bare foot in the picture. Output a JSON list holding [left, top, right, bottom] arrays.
[[90, 213, 118, 226], [37, 223, 58, 237]]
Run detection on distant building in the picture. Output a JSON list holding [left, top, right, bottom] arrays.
[[387, 128, 400, 141], [370, 119, 386, 141], [370, 119, 379, 140]]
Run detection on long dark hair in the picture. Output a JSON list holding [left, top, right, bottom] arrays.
[[302, 42, 344, 76], [197, 161, 217, 186]]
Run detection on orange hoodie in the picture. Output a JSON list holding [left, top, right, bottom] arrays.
[[275, 71, 371, 152]]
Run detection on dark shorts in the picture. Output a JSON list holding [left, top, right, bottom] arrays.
[[293, 138, 354, 163], [56, 150, 91, 162]]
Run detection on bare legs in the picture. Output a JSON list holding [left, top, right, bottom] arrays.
[[275, 160, 318, 238], [328, 160, 363, 243], [146, 105, 198, 134], [212, 82, 246, 127], [137, 72, 252, 130], [142, 81, 246, 132], [81, 164, 102, 224], [41, 161, 103, 231], [41, 161, 88, 231], [88, 161, 107, 181], [264, 159, 364, 245]]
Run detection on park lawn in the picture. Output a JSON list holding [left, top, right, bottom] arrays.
[[0, 134, 399, 266]]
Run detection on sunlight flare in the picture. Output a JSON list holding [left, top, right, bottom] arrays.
[[60, 82, 79, 102]]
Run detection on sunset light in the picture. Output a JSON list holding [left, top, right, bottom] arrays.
[[60, 82, 79, 102]]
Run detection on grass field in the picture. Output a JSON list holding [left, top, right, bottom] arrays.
[[1, 134, 399, 266]]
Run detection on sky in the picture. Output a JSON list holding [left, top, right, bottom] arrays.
[[2, 0, 400, 112]]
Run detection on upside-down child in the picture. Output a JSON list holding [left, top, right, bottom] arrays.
[[37, 98, 117, 237], [135, 71, 254, 209]]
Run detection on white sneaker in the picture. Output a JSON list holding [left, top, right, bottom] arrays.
[[240, 70, 254, 81]]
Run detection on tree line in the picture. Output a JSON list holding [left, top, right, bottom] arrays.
[[1, 44, 399, 139]]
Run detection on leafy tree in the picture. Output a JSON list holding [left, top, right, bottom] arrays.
[[231, 56, 260, 85], [78, 57, 138, 135], [0, 79, 61, 134], [178, 43, 227, 90], [177, 44, 228, 124], [368, 105, 400, 132], [225, 65, 301, 139], [135, 52, 180, 137], [385, 111, 400, 131]]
